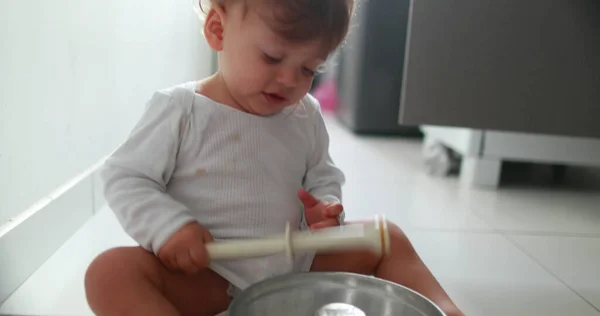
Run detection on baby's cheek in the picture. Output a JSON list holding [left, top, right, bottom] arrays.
[[230, 75, 261, 95], [294, 80, 314, 99], [239, 70, 269, 90]]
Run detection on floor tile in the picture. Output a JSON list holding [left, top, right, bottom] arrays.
[[341, 170, 493, 232], [511, 235, 600, 310], [406, 230, 600, 316], [459, 188, 600, 235]]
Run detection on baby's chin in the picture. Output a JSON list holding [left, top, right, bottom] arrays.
[[249, 100, 299, 117], [253, 106, 290, 117]]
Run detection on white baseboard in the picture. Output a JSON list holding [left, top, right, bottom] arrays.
[[92, 168, 105, 215], [0, 158, 107, 304]]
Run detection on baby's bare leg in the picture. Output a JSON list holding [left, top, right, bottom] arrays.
[[312, 221, 464, 316], [85, 246, 230, 316]]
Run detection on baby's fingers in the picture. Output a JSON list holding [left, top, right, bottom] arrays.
[[175, 249, 199, 275], [323, 203, 343, 218], [189, 243, 210, 269], [158, 251, 178, 271]]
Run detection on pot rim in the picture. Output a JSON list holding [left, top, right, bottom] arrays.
[[228, 271, 446, 316]]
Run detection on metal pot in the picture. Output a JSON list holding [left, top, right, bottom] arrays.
[[228, 272, 446, 316]]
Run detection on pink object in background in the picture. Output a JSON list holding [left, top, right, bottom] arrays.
[[312, 79, 339, 113]]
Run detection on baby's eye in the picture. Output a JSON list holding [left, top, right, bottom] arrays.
[[263, 53, 282, 64], [302, 67, 316, 77]]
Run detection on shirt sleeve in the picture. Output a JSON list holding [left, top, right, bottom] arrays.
[[302, 95, 347, 222], [101, 89, 197, 255]]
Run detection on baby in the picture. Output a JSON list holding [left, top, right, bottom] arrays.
[[84, 1, 464, 316]]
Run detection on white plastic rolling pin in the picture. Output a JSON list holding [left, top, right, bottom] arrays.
[[205, 215, 391, 261]]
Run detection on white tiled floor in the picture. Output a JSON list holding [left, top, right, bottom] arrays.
[[2, 116, 600, 316]]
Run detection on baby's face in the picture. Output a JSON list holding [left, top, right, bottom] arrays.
[[219, 4, 329, 116]]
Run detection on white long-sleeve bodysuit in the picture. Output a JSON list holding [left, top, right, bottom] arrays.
[[102, 82, 345, 295]]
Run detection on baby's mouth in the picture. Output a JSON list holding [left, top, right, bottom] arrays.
[[262, 92, 287, 104]]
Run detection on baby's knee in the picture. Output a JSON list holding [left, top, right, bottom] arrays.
[[86, 248, 125, 289], [85, 247, 159, 293], [385, 221, 417, 257], [386, 221, 407, 240]]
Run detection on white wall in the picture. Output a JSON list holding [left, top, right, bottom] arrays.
[[0, 0, 212, 223]]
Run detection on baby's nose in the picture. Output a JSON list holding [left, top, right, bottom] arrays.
[[276, 68, 298, 88]]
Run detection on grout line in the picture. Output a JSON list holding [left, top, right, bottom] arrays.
[[409, 227, 501, 235], [458, 193, 600, 312], [457, 193, 600, 239], [502, 233, 600, 313], [452, 194, 600, 312], [464, 195, 600, 312], [410, 227, 600, 238], [497, 230, 600, 239]]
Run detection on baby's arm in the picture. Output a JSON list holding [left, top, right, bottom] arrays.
[[302, 96, 346, 222], [102, 90, 196, 255]]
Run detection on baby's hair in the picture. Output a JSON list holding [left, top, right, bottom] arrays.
[[197, 0, 355, 53]]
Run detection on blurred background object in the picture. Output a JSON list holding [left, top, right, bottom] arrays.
[[325, 0, 420, 136], [398, 0, 600, 188]]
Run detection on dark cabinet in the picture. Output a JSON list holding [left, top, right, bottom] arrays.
[[399, 0, 600, 139], [335, 0, 419, 135]]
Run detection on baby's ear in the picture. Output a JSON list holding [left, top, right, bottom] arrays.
[[203, 7, 225, 51]]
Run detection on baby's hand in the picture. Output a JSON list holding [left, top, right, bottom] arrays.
[[157, 221, 213, 274], [298, 189, 344, 230]]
